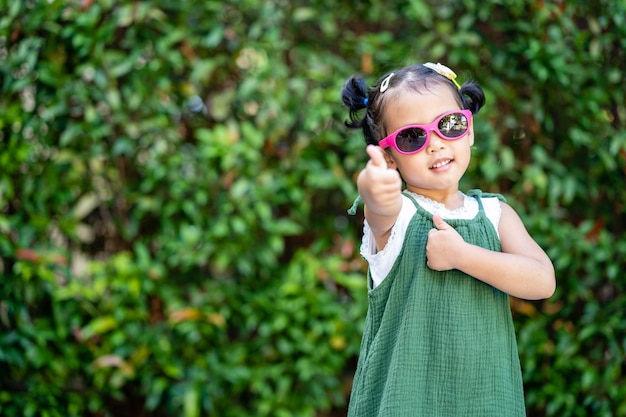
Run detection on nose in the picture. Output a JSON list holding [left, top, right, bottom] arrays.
[[426, 130, 446, 153]]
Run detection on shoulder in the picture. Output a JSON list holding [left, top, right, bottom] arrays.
[[497, 201, 525, 223], [496, 201, 533, 241]]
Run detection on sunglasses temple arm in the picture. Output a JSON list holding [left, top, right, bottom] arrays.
[[377, 138, 390, 149]]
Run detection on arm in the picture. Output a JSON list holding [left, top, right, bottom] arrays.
[[426, 202, 556, 300], [357, 145, 403, 251]]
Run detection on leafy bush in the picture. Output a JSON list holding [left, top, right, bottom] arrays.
[[1, 0, 624, 416]]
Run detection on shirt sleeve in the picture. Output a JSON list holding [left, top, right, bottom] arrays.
[[481, 197, 502, 238], [360, 195, 417, 288]]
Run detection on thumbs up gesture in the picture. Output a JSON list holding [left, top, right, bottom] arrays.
[[357, 145, 402, 217], [426, 213, 465, 271]]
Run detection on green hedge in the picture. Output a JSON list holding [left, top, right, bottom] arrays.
[[1, 0, 624, 416]]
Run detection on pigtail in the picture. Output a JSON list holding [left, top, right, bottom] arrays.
[[341, 75, 369, 129], [459, 81, 486, 114]]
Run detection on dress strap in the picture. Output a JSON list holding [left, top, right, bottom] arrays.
[[347, 195, 362, 215], [466, 189, 506, 214], [402, 191, 421, 208], [347, 192, 425, 215], [348, 192, 430, 214], [349, 190, 505, 216]]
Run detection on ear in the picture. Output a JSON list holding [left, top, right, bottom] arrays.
[[383, 149, 398, 169], [467, 123, 475, 147]]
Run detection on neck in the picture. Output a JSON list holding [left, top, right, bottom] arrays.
[[406, 188, 463, 210]]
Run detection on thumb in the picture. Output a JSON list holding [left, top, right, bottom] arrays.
[[433, 213, 452, 230], [366, 145, 388, 169]]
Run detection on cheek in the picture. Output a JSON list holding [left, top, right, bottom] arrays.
[[394, 154, 428, 178]]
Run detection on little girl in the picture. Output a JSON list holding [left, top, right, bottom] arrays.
[[341, 63, 555, 416]]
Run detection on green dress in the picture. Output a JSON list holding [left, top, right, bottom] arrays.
[[347, 190, 525, 417]]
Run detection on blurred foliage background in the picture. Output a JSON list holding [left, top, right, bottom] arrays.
[[1, 0, 625, 416]]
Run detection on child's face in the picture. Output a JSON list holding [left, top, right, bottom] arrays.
[[382, 86, 474, 195]]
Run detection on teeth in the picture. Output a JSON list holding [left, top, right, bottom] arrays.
[[431, 160, 451, 169]]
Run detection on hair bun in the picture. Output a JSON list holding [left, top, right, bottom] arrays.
[[341, 75, 369, 128], [460, 82, 486, 114]]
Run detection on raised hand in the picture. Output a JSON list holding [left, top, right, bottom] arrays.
[[357, 145, 402, 217]]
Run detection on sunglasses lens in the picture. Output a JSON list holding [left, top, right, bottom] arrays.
[[396, 127, 427, 153], [439, 113, 469, 138]]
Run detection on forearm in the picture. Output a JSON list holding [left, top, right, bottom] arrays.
[[454, 243, 556, 300], [363, 197, 402, 251], [361, 191, 402, 218], [357, 161, 403, 250]]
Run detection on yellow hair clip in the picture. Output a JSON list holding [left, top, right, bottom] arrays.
[[423, 62, 461, 89]]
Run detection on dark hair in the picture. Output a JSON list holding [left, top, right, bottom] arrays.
[[341, 64, 486, 146]]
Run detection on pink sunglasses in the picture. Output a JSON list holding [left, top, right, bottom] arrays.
[[378, 110, 473, 155]]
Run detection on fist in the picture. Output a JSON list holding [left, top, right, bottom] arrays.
[[426, 213, 465, 271], [357, 145, 402, 215]]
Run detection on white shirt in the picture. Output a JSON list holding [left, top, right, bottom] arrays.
[[361, 192, 502, 288]]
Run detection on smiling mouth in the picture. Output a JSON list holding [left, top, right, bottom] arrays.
[[430, 159, 452, 169]]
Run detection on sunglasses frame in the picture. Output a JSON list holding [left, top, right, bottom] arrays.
[[378, 109, 473, 155]]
